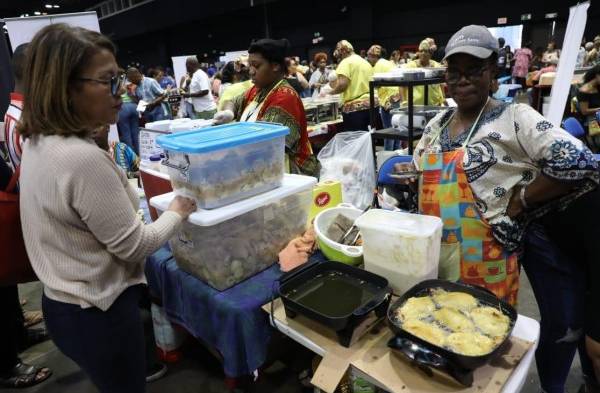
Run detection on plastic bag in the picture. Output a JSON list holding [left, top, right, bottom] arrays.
[[318, 131, 376, 210]]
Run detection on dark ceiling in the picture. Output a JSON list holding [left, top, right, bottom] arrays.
[[0, 0, 100, 19]]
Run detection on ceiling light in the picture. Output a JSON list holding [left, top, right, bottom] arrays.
[[45, 4, 53, 8], [34, 11, 41, 15], [53, 4, 60, 8]]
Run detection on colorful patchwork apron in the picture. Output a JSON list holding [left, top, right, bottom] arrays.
[[418, 100, 519, 305]]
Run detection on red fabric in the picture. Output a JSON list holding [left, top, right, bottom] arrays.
[[0, 167, 37, 285], [244, 82, 313, 169], [4, 92, 24, 167]]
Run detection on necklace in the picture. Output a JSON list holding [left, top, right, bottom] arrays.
[[243, 79, 283, 122], [451, 100, 490, 138]]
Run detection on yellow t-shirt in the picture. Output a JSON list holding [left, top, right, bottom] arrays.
[[401, 60, 445, 107], [218, 80, 253, 111], [373, 58, 399, 108], [335, 53, 373, 104]]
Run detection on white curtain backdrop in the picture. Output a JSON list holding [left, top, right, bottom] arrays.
[[4, 12, 100, 50], [547, 1, 589, 126], [488, 25, 524, 50], [171, 55, 194, 89]]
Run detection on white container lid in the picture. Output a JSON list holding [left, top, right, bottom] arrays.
[[150, 174, 317, 226], [145, 120, 172, 131], [139, 164, 170, 181], [355, 209, 442, 238], [169, 119, 213, 132]]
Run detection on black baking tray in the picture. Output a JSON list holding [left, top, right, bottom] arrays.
[[387, 279, 517, 385], [278, 261, 392, 347]]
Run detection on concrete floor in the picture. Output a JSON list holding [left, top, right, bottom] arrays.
[[2, 273, 586, 393]]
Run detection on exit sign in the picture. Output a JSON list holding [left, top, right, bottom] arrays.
[[497, 17, 507, 24], [521, 13, 532, 21], [545, 12, 558, 19]]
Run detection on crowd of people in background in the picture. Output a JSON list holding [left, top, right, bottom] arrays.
[[63, 29, 600, 169]]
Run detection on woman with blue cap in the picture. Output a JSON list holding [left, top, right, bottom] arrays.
[[396, 25, 599, 393]]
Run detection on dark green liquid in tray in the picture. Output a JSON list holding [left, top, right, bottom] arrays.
[[286, 271, 381, 318]]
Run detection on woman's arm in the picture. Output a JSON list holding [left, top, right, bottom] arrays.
[[508, 104, 600, 217], [71, 150, 189, 262], [579, 99, 600, 116], [296, 72, 309, 89], [328, 75, 350, 95], [507, 175, 575, 217], [308, 71, 321, 88]]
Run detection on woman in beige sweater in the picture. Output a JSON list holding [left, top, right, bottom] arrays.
[[18, 24, 195, 393]]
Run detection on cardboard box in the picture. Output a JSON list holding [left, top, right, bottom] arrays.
[[309, 180, 343, 223], [265, 300, 532, 393]]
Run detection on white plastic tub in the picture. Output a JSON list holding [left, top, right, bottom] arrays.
[[150, 174, 317, 291], [355, 209, 442, 295], [157, 122, 289, 209], [140, 119, 213, 162]]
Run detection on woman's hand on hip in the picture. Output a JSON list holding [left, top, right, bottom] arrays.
[[506, 187, 524, 219], [168, 196, 197, 220]]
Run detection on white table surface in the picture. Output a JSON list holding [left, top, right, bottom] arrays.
[[268, 311, 540, 393]]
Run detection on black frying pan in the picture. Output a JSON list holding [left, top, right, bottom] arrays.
[[278, 260, 392, 346], [387, 279, 517, 384]]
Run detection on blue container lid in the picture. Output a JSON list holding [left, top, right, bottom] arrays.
[[156, 122, 289, 154]]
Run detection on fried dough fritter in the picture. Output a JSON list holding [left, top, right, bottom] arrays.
[[396, 296, 436, 322]]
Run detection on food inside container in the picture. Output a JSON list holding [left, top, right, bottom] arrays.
[[392, 290, 511, 357], [313, 205, 364, 266], [325, 213, 362, 246], [157, 122, 289, 209], [387, 280, 517, 386], [151, 174, 316, 291], [392, 289, 510, 357]]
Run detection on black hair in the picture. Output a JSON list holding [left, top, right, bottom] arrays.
[[220, 61, 236, 84], [12, 43, 29, 82], [498, 37, 505, 47], [584, 64, 600, 83], [238, 66, 250, 82], [248, 38, 290, 71], [380, 47, 388, 59]]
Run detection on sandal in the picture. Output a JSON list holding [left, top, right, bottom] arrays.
[[23, 310, 43, 328], [0, 363, 52, 388]]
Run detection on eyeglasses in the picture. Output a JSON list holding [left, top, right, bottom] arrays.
[[75, 73, 126, 96], [445, 66, 488, 84]]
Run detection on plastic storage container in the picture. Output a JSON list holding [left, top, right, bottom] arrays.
[[150, 174, 317, 291], [139, 164, 172, 221], [355, 209, 443, 295], [140, 119, 213, 162], [157, 122, 289, 209], [139, 128, 169, 162]]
